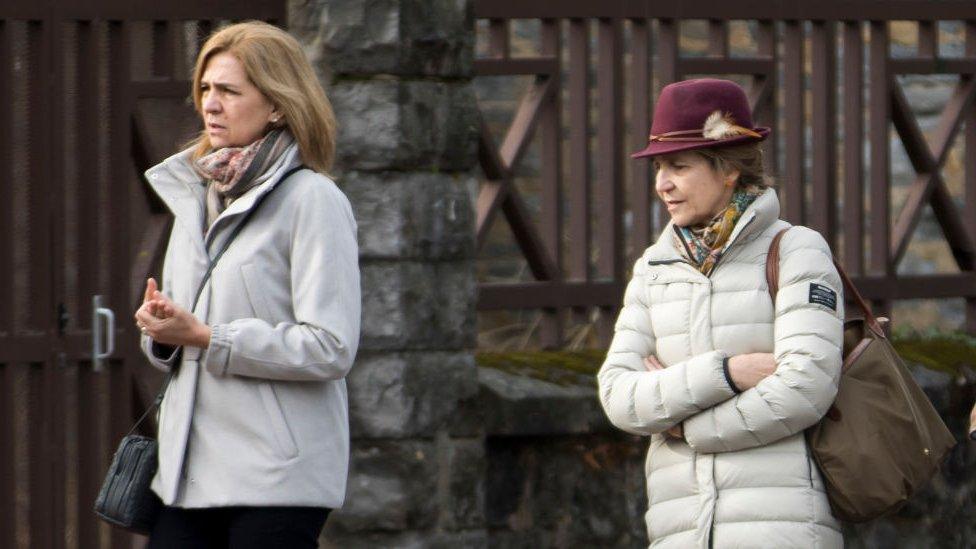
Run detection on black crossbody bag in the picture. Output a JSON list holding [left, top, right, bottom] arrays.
[[93, 165, 306, 534]]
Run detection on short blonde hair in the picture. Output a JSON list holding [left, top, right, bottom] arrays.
[[190, 21, 337, 173], [696, 143, 772, 189]]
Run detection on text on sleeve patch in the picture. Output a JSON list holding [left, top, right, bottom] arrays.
[[809, 283, 837, 311]]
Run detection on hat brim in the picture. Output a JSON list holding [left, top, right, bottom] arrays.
[[630, 127, 770, 159]]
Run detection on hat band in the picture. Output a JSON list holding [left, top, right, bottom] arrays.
[[648, 129, 764, 142], [648, 117, 763, 143], [649, 132, 711, 142]]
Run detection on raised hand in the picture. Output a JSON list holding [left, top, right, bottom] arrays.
[[134, 278, 211, 348]]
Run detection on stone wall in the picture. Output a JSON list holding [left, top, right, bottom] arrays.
[[288, 1, 485, 546], [473, 361, 648, 548], [476, 340, 976, 549]]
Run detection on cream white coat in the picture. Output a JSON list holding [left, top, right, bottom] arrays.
[[598, 189, 844, 548], [140, 143, 360, 509]]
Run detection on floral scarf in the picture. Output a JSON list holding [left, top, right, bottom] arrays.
[[195, 129, 295, 229], [671, 184, 764, 276]]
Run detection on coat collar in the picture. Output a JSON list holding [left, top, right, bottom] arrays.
[[144, 143, 302, 255], [644, 187, 781, 265]]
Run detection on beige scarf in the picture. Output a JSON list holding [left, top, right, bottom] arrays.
[[195, 129, 295, 229]]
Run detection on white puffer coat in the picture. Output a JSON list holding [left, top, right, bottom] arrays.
[[598, 189, 845, 548]]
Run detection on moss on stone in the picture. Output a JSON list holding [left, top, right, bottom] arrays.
[[476, 350, 605, 386], [476, 331, 976, 384], [891, 330, 976, 376]]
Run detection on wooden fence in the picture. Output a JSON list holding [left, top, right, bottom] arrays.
[[474, 1, 976, 348]]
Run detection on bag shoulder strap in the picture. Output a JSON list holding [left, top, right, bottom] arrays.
[[765, 226, 885, 338], [127, 164, 308, 437], [765, 228, 791, 302]]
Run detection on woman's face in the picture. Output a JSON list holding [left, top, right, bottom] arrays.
[[200, 52, 277, 149], [654, 151, 738, 227]]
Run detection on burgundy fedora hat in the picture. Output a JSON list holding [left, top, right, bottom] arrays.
[[631, 78, 769, 159]]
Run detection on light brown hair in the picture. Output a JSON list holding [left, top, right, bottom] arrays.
[[696, 142, 772, 189], [190, 21, 337, 173]]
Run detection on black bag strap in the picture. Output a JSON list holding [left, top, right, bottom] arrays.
[[126, 164, 307, 437]]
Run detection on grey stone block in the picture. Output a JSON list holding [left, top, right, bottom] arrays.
[[327, 440, 438, 532], [399, 0, 473, 77], [477, 367, 613, 436], [347, 352, 478, 438], [438, 436, 486, 530], [360, 260, 476, 351], [290, 0, 473, 78], [343, 171, 476, 260], [331, 79, 479, 172], [450, 390, 487, 438], [485, 434, 648, 548]]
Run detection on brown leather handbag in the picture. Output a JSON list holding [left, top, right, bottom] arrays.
[[766, 228, 956, 522]]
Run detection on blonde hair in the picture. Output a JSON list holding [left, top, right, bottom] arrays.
[[696, 143, 772, 189], [190, 21, 337, 173]]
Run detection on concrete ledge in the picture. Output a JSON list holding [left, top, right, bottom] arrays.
[[472, 352, 613, 437]]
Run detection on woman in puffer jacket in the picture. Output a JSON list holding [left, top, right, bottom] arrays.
[[597, 78, 845, 548]]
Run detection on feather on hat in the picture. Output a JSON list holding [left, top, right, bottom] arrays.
[[702, 111, 763, 140]]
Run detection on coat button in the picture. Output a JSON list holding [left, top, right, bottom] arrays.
[[650, 273, 659, 280]]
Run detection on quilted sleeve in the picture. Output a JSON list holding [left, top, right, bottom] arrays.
[[682, 227, 844, 453], [597, 258, 739, 436]]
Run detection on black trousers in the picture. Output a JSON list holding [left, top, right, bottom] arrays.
[[148, 505, 331, 549]]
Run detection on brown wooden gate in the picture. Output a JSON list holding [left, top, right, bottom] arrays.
[[0, 2, 284, 547], [474, 2, 976, 348]]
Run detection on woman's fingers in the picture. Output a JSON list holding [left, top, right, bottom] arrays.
[[969, 402, 976, 439], [644, 355, 664, 370], [134, 308, 157, 333], [143, 278, 157, 303], [139, 303, 206, 347]]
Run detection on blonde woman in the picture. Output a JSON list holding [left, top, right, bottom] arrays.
[[598, 79, 844, 547], [133, 21, 359, 547]]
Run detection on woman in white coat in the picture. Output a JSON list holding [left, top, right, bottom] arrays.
[[597, 78, 845, 548], [132, 22, 359, 548]]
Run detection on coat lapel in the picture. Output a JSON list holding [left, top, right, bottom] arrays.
[[145, 143, 302, 256], [642, 188, 782, 279], [145, 148, 208, 260], [722, 187, 780, 249]]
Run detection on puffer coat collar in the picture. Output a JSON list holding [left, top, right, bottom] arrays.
[[645, 187, 781, 268]]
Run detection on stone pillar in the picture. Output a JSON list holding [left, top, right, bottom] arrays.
[[289, 1, 483, 546]]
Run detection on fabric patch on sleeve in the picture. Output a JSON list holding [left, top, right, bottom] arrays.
[[809, 283, 837, 311]]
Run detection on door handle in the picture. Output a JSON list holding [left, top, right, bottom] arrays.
[[92, 295, 115, 372]]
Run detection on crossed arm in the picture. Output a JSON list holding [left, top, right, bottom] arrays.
[[597, 229, 843, 452]]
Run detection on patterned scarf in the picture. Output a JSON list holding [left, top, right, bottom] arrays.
[[195, 129, 295, 229], [671, 184, 764, 276]]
